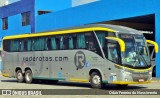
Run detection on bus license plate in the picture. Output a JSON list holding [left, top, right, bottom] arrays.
[[139, 79, 144, 82]]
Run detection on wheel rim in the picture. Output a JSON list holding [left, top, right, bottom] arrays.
[[17, 72, 22, 80], [26, 73, 31, 81], [92, 75, 101, 85]]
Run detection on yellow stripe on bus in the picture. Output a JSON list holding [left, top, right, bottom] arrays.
[[114, 64, 152, 72], [112, 81, 151, 84], [2, 74, 10, 77], [69, 78, 89, 82], [3, 27, 116, 40]]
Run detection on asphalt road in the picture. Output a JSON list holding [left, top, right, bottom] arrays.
[[0, 75, 160, 98]]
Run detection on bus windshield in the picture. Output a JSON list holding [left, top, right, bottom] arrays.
[[119, 34, 151, 68]]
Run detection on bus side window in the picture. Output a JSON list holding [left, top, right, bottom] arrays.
[[63, 35, 69, 49], [46, 36, 57, 50], [47, 38, 52, 50], [19, 40, 23, 52], [3, 40, 11, 52], [19, 39, 27, 52], [96, 32, 105, 49], [85, 32, 95, 50], [77, 33, 85, 49], [27, 39, 32, 51], [55, 37, 60, 50], [24, 39, 28, 51], [32, 37, 45, 51], [69, 35, 74, 49], [107, 43, 119, 63], [10, 40, 20, 52], [72, 34, 77, 49]]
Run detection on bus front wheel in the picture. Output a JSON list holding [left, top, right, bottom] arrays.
[[25, 70, 33, 84], [90, 72, 103, 89], [16, 70, 24, 83]]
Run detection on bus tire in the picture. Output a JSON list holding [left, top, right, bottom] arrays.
[[16, 70, 24, 83], [25, 70, 33, 84], [90, 72, 103, 89]]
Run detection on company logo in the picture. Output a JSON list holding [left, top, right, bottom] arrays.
[[2, 90, 12, 95], [74, 51, 86, 69]]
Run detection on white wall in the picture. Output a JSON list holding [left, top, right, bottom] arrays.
[[72, 0, 99, 7], [0, 0, 8, 7], [8, 0, 20, 4], [0, 0, 20, 7]]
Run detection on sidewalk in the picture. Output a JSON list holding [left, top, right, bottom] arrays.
[[152, 77, 160, 82]]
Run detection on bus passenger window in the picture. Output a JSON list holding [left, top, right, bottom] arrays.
[[10, 40, 19, 52], [63, 36, 69, 49], [107, 43, 118, 63], [72, 35, 77, 49], [3, 40, 10, 52], [24, 39, 28, 51], [47, 38, 52, 50], [77, 34, 85, 49], [60, 36, 64, 49], [32, 37, 45, 51], [85, 33, 95, 50], [27, 39, 32, 51], [55, 37, 60, 50], [69, 36, 74, 49], [19, 40, 23, 52], [96, 32, 106, 48], [50, 37, 57, 50]]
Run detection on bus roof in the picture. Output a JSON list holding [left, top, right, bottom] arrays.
[[3, 24, 142, 40]]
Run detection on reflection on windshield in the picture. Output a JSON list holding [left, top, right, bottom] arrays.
[[119, 34, 151, 68]]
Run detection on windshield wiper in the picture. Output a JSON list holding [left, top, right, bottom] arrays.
[[137, 46, 149, 66], [139, 55, 148, 66], [132, 56, 140, 67]]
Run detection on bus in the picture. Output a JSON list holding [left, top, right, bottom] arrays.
[[1, 24, 158, 88]]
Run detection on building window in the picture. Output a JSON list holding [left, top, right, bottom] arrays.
[[2, 17, 8, 30], [38, 10, 52, 15], [22, 12, 31, 26]]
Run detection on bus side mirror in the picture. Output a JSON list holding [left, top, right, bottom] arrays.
[[146, 40, 159, 53], [105, 37, 126, 52]]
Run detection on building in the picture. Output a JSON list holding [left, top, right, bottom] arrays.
[[0, 0, 72, 46], [0, 0, 160, 77]]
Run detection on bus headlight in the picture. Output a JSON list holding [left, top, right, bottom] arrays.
[[124, 71, 131, 75], [149, 71, 152, 75], [121, 70, 131, 75]]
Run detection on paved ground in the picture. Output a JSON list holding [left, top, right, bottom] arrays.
[[0, 75, 160, 98]]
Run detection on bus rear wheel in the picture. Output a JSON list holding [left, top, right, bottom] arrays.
[[16, 70, 24, 83], [25, 70, 33, 84], [90, 72, 103, 89]]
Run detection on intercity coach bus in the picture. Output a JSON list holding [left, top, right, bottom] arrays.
[[1, 24, 158, 88]]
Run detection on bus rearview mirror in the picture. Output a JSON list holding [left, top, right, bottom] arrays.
[[146, 40, 159, 53], [105, 37, 126, 52]]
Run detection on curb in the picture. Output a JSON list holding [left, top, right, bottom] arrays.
[[151, 80, 160, 83]]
